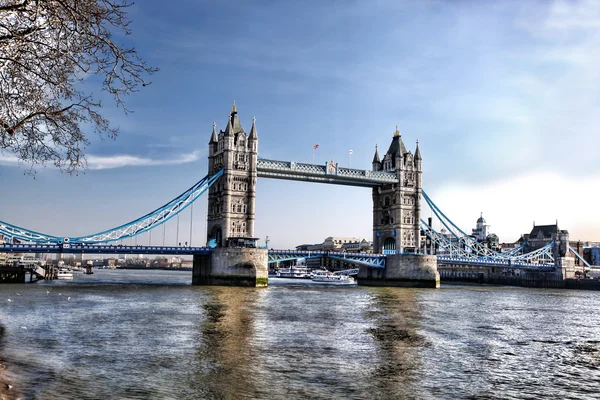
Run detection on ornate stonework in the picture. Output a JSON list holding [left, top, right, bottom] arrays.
[[371, 128, 422, 253], [206, 103, 258, 247]]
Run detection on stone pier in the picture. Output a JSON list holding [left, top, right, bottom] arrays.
[[554, 256, 576, 279], [192, 248, 268, 287], [358, 254, 440, 288]]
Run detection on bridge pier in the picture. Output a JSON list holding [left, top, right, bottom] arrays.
[[192, 248, 268, 287], [554, 256, 576, 279], [358, 254, 439, 288]]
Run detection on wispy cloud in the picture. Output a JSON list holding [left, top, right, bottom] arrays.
[[0, 153, 19, 166], [0, 150, 203, 170], [86, 150, 202, 170]]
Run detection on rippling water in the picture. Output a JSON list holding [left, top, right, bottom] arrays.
[[0, 270, 599, 399]]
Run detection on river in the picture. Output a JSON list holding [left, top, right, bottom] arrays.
[[0, 270, 598, 399]]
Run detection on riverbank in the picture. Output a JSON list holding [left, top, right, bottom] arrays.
[[440, 274, 600, 290]]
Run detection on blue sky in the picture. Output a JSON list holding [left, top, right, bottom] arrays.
[[1, 0, 599, 248]]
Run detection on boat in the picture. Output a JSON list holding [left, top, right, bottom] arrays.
[[276, 265, 311, 279], [55, 268, 74, 280], [311, 270, 355, 284]]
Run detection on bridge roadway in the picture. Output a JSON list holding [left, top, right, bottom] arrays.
[[437, 256, 555, 272], [0, 244, 384, 264], [0, 244, 555, 271]]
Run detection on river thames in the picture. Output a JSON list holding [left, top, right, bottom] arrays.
[[0, 270, 598, 399]]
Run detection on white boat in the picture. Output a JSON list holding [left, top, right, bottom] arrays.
[[276, 265, 311, 279], [55, 268, 74, 280], [311, 270, 355, 284]]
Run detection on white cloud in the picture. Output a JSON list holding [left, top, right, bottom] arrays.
[[0, 150, 202, 170], [427, 171, 600, 243], [0, 153, 19, 165]]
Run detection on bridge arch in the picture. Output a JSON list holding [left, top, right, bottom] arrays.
[[383, 237, 396, 253], [209, 225, 223, 248]]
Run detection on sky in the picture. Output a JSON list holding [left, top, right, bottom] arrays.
[[1, 0, 599, 249]]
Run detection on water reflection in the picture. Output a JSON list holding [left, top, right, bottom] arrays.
[[189, 287, 263, 399], [364, 288, 428, 399], [0, 271, 599, 399]]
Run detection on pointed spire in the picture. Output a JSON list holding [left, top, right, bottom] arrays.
[[414, 139, 421, 160], [228, 101, 243, 133], [224, 114, 233, 135], [394, 125, 400, 137], [209, 121, 217, 143], [372, 144, 381, 163], [249, 116, 258, 139]]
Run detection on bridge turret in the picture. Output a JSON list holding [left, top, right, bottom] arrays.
[[372, 144, 381, 171], [208, 122, 218, 175], [249, 116, 258, 152], [414, 141, 422, 251]]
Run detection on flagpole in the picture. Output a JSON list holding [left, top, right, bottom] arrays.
[[312, 147, 314, 164]]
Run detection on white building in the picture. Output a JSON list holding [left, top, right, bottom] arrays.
[[472, 213, 489, 241]]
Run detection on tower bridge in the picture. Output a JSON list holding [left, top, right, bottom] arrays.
[[1, 102, 593, 286]]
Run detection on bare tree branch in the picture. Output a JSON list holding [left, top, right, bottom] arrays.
[[0, 0, 157, 174]]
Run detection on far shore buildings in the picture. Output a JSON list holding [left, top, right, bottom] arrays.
[[296, 237, 373, 253]]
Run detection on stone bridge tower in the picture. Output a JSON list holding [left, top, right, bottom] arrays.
[[371, 126, 422, 254], [206, 102, 258, 247], [194, 102, 267, 287]]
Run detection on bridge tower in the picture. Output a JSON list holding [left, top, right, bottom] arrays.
[[360, 127, 438, 288], [371, 126, 422, 254], [206, 101, 258, 247], [193, 102, 267, 287]]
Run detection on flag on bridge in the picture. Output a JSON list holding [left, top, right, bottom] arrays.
[[313, 144, 319, 149]]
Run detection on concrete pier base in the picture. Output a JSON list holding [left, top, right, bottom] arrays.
[[358, 254, 440, 288], [192, 248, 268, 287]]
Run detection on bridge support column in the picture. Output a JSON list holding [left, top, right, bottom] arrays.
[[358, 254, 439, 288], [192, 248, 268, 287]]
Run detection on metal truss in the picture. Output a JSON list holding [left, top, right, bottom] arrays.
[[327, 253, 385, 268], [0, 243, 212, 255], [0, 170, 224, 244], [422, 190, 504, 258], [267, 250, 324, 264], [0, 221, 62, 243], [257, 158, 398, 187], [267, 250, 385, 268], [568, 245, 593, 270], [421, 190, 559, 268]]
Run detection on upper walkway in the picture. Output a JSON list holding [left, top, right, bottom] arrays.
[[257, 158, 398, 187]]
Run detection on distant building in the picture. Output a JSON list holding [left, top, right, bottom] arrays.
[[471, 213, 489, 241], [584, 247, 600, 266], [295, 237, 373, 253], [341, 239, 373, 253], [322, 237, 360, 251]]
